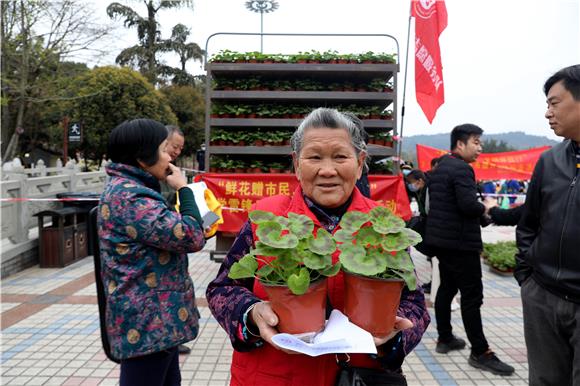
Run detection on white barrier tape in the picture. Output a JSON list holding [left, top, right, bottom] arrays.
[[481, 193, 526, 197], [0, 197, 99, 203]]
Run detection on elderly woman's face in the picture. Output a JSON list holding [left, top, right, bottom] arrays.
[[293, 127, 364, 208]]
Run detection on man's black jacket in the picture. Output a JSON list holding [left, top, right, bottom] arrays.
[[425, 153, 485, 252], [489, 205, 524, 226], [515, 140, 580, 303]]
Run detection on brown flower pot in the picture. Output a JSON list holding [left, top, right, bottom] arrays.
[[343, 272, 404, 337], [262, 279, 327, 334]]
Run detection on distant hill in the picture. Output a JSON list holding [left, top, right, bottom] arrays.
[[401, 131, 560, 155]]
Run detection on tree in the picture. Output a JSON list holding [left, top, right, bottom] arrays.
[[158, 23, 204, 85], [1, 0, 111, 161], [68, 66, 177, 161], [160, 83, 205, 155], [482, 139, 516, 153], [106, 0, 198, 85]]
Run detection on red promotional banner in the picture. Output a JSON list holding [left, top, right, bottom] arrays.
[[201, 173, 411, 234], [416, 144, 551, 180], [411, 0, 448, 123]]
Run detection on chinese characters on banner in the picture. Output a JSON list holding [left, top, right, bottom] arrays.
[[411, 0, 448, 123], [416, 144, 551, 180], [201, 173, 412, 233]]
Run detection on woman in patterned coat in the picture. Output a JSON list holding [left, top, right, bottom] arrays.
[[98, 119, 206, 385]]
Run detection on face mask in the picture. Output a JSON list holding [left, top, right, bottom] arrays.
[[402, 169, 411, 176], [407, 183, 419, 192]]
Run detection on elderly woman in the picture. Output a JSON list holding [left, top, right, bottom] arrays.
[[98, 119, 206, 385], [206, 108, 430, 385]]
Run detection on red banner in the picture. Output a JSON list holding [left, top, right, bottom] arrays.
[[411, 0, 448, 123], [416, 144, 551, 180], [201, 173, 411, 233]]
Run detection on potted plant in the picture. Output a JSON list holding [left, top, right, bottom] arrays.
[[268, 161, 285, 173], [483, 241, 517, 275], [228, 210, 341, 334], [335, 206, 420, 337]]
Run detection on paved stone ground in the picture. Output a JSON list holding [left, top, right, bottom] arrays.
[[1, 225, 528, 385]]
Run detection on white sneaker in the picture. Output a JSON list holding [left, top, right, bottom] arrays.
[[451, 297, 460, 312]]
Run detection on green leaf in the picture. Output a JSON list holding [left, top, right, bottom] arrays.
[[393, 250, 415, 272], [249, 210, 276, 224], [355, 226, 381, 246], [370, 206, 405, 234], [287, 268, 310, 295], [380, 233, 408, 251], [308, 228, 336, 255], [287, 212, 314, 239], [256, 221, 299, 249], [252, 241, 286, 258], [338, 211, 370, 232], [401, 228, 422, 247], [319, 261, 341, 277], [256, 264, 274, 278], [228, 254, 258, 279], [394, 269, 417, 290], [339, 244, 385, 276], [333, 229, 354, 243], [302, 250, 332, 270]]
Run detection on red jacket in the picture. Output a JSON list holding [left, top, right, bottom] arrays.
[[230, 187, 383, 386]]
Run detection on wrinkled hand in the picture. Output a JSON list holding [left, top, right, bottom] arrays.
[[165, 164, 187, 190], [372, 316, 414, 346], [249, 302, 300, 354]]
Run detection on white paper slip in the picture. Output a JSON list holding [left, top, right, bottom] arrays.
[[271, 310, 377, 357]]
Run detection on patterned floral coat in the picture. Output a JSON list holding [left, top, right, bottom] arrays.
[[98, 163, 206, 360]]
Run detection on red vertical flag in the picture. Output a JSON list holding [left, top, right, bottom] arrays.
[[411, 0, 448, 123]]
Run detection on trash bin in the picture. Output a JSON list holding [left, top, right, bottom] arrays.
[[56, 192, 100, 255], [35, 207, 89, 268]]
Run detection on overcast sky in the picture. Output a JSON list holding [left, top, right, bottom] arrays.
[[88, 0, 580, 141]]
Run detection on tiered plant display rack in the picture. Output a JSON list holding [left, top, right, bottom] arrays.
[[203, 33, 400, 260]]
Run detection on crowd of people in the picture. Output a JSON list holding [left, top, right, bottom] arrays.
[[95, 64, 580, 385]]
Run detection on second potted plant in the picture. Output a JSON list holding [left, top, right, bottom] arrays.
[[335, 206, 421, 337]]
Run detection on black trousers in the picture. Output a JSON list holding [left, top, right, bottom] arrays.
[[120, 346, 181, 386], [522, 277, 580, 385], [434, 248, 489, 356]]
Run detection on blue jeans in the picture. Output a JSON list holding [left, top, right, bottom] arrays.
[[120, 346, 181, 386]]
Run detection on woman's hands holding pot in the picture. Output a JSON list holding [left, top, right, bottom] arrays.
[[372, 316, 414, 346], [249, 301, 300, 354]]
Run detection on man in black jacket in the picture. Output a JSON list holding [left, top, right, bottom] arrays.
[[425, 124, 514, 376], [516, 64, 580, 384]]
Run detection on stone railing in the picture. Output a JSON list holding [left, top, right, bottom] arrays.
[[1, 161, 106, 244]]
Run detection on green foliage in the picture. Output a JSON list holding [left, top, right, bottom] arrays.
[[337, 207, 419, 289], [483, 241, 517, 271], [482, 139, 516, 153], [159, 84, 205, 155], [107, 1, 199, 85], [228, 210, 340, 295], [210, 50, 397, 64], [69, 66, 177, 159]]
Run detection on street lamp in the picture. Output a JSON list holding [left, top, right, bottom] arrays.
[[245, 0, 279, 53]]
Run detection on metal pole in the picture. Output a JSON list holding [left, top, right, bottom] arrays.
[[63, 116, 69, 164], [399, 1, 413, 161], [260, 12, 264, 53]]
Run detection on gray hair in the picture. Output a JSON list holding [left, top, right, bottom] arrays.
[[166, 125, 184, 138], [291, 108, 368, 159]]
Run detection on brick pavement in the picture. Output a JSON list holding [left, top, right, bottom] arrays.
[[1, 225, 529, 385]]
